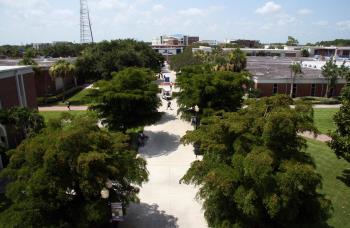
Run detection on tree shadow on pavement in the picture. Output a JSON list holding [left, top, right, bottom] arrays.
[[121, 203, 179, 228], [139, 131, 180, 158], [156, 112, 177, 125]]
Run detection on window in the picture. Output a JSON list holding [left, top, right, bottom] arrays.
[[311, 84, 316, 97], [273, 84, 278, 94], [292, 84, 297, 98]]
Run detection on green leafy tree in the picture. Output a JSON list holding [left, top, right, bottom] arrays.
[[0, 107, 45, 146], [0, 113, 148, 227], [301, 49, 310, 57], [170, 47, 202, 72], [329, 66, 350, 162], [91, 68, 161, 132], [176, 66, 251, 120], [76, 39, 164, 81], [18, 48, 38, 66], [321, 58, 339, 97], [286, 36, 299, 46], [289, 62, 303, 98], [181, 95, 331, 227], [49, 59, 76, 101]]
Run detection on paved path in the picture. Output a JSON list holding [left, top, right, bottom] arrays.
[[299, 131, 332, 142], [120, 98, 207, 228], [38, 106, 88, 112]]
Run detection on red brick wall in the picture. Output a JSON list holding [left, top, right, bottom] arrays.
[[257, 83, 345, 98], [0, 77, 20, 108], [35, 68, 75, 97], [23, 73, 38, 109]]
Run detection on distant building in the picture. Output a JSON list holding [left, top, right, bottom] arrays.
[[197, 40, 219, 46], [308, 46, 350, 59], [32, 43, 51, 50], [225, 39, 261, 48], [151, 34, 199, 56], [248, 57, 347, 98]]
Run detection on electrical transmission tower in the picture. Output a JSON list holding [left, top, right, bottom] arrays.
[[80, 0, 94, 44]]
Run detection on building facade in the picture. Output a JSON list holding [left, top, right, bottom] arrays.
[[0, 66, 38, 150]]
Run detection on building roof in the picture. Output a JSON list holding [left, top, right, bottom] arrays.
[[0, 57, 76, 68], [0, 65, 32, 73], [247, 57, 346, 84]]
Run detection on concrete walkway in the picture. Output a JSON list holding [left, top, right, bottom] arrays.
[[120, 98, 207, 228], [299, 131, 332, 142], [39, 106, 88, 112]]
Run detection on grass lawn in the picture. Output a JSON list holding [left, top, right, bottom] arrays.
[[54, 88, 96, 106], [40, 111, 87, 123], [306, 139, 350, 227], [313, 108, 339, 134]]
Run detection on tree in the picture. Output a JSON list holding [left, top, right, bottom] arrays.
[[329, 66, 350, 162], [321, 58, 339, 98], [176, 66, 251, 120], [169, 47, 202, 72], [18, 48, 38, 66], [301, 49, 310, 57], [49, 59, 76, 101], [0, 113, 148, 227], [228, 48, 247, 73], [180, 95, 331, 227], [286, 36, 299, 46], [75, 39, 164, 82], [289, 62, 303, 98], [0, 107, 45, 146], [91, 68, 161, 132]]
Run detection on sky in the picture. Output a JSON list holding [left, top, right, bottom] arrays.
[[0, 0, 350, 45]]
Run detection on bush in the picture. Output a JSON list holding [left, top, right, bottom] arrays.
[[297, 97, 341, 105]]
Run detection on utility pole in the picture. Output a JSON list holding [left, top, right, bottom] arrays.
[[80, 0, 94, 44]]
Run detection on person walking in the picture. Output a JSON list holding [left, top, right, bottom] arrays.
[[66, 101, 71, 111], [167, 101, 172, 110]]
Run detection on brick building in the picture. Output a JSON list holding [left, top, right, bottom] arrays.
[[248, 57, 347, 97], [0, 66, 38, 149]]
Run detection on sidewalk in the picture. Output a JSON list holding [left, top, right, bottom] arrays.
[[299, 131, 332, 142], [39, 106, 88, 112]]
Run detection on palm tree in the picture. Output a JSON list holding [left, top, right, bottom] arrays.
[[322, 58, 339, 98], [49, 60, 76, 102], [228, 48, 247, 72], [289, 62, 303, 98]]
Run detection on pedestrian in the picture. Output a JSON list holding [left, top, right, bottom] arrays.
[[167, 101, 172, 110], [170, 82, 173, 90], [66, 101, 71, 111]]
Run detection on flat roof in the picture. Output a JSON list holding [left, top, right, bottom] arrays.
[[0, 57, 76, 67], [247, 57, 323, 80], [0, 65, 32, 72]]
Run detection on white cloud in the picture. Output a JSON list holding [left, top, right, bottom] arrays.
[[336, 20, 350, 30], [255, 1, 282, 15], [297, 8, 312, 15], [152, 4, 164, 12], [314, 20, 329, 26], [179, 8, 204, 16], [0, 0, 48, 8]]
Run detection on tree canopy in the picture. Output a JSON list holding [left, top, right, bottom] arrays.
[[286, 36, 299, 46], [329, 66, 350, 162], [75, 39, 164, 81], [175, 65, 251, 120], [180, 95, 331, 227], [0, 113, 148, 227], [90, 68, 161, 132]]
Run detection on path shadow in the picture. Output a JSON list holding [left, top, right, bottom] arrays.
[[156, 112, 177, 125], [336, 169, 350, 187], [139, 131, 180, 158], [120, 203, 178, 228]]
